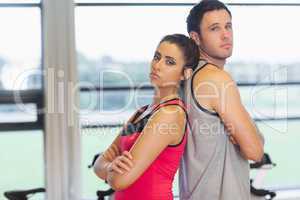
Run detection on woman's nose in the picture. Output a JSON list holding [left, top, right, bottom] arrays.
[[152, 60, 161, 71]]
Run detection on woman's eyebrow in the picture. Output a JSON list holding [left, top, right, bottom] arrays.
[[154, 51, 161, 56], [165, 56, 176, 62]]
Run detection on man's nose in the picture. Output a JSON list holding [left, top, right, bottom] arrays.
[[222, 28, 232, 40]]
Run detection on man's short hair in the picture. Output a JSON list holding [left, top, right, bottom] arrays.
[[186, 0, 232, 34]]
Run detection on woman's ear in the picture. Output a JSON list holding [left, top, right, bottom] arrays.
[[189, 31, 201, 46], [182, 68, 193, 80]]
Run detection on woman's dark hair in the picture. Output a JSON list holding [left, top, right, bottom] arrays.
[[159, 34, 199, 71], [187, 0, 231, 34]]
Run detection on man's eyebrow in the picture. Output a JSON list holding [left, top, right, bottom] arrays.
[[208, 21, 232, 28], [208, 23, 219, 28]]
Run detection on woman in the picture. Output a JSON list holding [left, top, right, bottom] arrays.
[[93, 34, 199, 200]]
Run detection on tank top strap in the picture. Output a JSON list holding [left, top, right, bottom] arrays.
[[130, 104, 149, 123], [151, 98, 190, 130], [193, 59, 220, 76], [134, 98, 189, 129], [194, 59, 208, 71], [189, 59, 220, 117], [151, 98, 187, 114]]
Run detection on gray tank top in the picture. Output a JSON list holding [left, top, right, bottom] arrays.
[[179, 60, 250, 200]]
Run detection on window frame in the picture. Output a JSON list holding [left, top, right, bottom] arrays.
[[0, 2, 44, 131], [77, 2, 300, 126]]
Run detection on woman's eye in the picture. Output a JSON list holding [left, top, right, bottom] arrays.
[[166, 60, 175, 65], [153, 54, 160, 61]]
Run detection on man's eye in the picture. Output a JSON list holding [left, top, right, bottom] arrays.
[[226, 24, 232, 30], [211, 27, 219, 31]]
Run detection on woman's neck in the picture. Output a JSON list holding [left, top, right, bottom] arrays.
[[152, 88, 179, 105]]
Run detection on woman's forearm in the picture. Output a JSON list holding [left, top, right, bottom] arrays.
[[93, 155, 111, 181], [106, 165, 132, 191]]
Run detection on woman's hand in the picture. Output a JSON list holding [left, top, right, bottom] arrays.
[[102, 143, 120, 162], [107, 151, 134, 174]]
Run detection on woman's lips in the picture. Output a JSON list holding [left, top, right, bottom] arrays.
[[150, 72, 159, 79]]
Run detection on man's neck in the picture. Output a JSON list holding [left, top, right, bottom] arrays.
[[200, 54, 226, 70]]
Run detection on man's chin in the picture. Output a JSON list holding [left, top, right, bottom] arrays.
[[213, 50, 232, 60], [216, 55, 231, 60], [222, 52, 232, 59]]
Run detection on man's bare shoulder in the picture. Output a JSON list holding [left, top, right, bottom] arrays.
[[194, 63, 234, 84]]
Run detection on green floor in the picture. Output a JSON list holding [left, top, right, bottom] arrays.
[[1, 121, 300, 199]]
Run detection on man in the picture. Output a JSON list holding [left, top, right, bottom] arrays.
[[179, 1, 264, 199]]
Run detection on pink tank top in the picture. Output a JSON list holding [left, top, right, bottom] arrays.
[[114, 98, 188, 200]]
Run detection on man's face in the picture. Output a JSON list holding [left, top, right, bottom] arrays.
[[198, 9, 233, 61]]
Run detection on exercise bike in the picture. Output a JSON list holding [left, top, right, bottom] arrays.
[[250, 153, 277, 200], [4, 153, 277, 200]]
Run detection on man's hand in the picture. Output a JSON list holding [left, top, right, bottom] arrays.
[[224, 122, 238, 145], [229, 135, 238, 145]]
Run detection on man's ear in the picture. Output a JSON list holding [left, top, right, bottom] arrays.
[[182, 68, 193, 80], [189, 31, 201, 46]]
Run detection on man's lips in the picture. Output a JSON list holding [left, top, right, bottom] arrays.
[[221, 44, 232, 49]]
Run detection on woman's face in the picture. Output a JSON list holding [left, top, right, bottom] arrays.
[[150, 41, 185, 89]]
